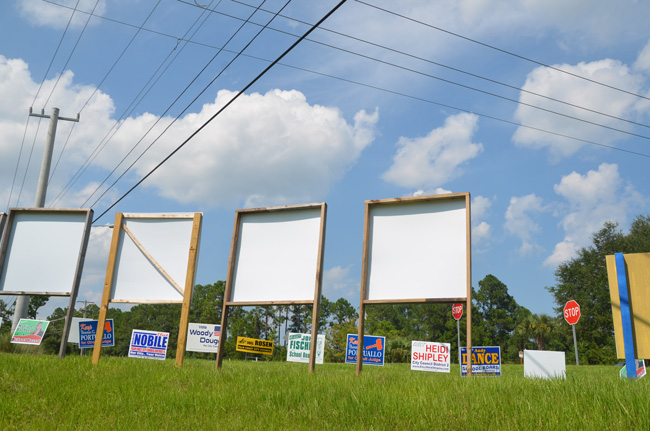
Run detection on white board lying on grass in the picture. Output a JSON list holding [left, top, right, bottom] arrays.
[[524, 350, 566, 379]]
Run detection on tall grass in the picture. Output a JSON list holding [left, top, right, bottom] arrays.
[[0, 353, 647, 430]]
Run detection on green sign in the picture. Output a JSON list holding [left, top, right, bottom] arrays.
[[11, 319, 49, 345]]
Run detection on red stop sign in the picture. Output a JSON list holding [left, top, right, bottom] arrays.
[[564, 300, 580, 325], [452, 303, 463, 320]]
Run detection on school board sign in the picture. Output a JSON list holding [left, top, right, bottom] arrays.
[[128, 329, 169, 360], [345, 334, 385, 366], [11, 319, 49, 345], [186, 323, 220, 353], [79, 319, 114, 348], [460, 346, 501, 376], [411, 341, 450, 373], [286, 332, 325, 364]]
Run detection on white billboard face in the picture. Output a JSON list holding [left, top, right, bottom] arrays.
[[230, 208, 322, 303], [111, 216, 196, 302], [366, 198, 467, 301], [0, 211, 89, 295], [186, 323, 221, 353], [286, 332, 324, 364]]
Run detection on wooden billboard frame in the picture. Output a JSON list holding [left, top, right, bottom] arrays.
[[91, 212, 202, 367], [215, 203, 327, 373], [0, 207, 93, 359], [356, 193, 472, 376]]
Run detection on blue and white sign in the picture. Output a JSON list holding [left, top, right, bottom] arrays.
[[460, 346, 501, 376], [186, 323, 220, 353], [345, 334, 385, 366], [78, 319, 114, 348], [128, 329, 169, 360]]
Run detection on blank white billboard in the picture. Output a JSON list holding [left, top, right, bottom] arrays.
[[0, 210, 90, 295], [230, 208, 323, 303], [366, 197, 467, 301], [111, 215, 196, 302], [524, 350, 566, 379]]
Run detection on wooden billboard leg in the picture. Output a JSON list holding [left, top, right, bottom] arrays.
[[308, 203, 327, 374], [215, 305, 229, 369], [308, 301, 320, 374], [356, 302, 365, 376], [92, 213, 123, 365], [175, 213, 202, 368], [466, 295, 472, 377]]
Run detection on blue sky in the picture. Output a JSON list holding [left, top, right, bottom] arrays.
[[1, 0, 650, 319]]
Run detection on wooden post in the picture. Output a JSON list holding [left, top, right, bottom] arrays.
[[92, 213, 123, 365], [308, 204, 327, 373], [356, 201, 371, 376], [59, 209, 93, 359], [465, 193, 472, 377], [216, 211, 242, 370], [175, 213, 202, 367]]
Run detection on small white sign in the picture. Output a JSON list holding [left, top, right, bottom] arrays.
[[286, 332, 324, 364], [186, 323, 220, 353], [524, 350, 566, 379], [411, 341, 450, 373]]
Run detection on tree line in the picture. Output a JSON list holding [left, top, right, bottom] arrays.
[[2, 215, 649, 364]]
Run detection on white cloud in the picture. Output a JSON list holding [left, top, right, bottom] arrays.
[[512, 58, 648, 158], [471, 195, 492, 245], [323, 265, 358, 300], [544, 163, 645, 266], [17, 0, 107, 30], [0, 56, 378, 209], [472, 221, 491, 245], [412, 188, 453, 197], [130, 90, 378, 208], [382, 113, 482, 188], [505, 194, 546, 256], [634, 40, 650, 73], [472, 195, 492, 220]]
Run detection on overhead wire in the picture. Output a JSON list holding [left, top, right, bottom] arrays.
[[82, 0, 278, 208], [353, 0, 650, 102], [47, 0, 163, 203], [92, 0, 350, 223], [6, 0, 81, 210], [36, 0, 650, 212], [50, 0, 222, 207]]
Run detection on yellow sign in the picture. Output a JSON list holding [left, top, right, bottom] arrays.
[[236, 336, 274, 355]]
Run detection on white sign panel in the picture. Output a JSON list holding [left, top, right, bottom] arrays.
[[366, 198, 467, 301], [524, 350, 566, 379], [286, 332, 324, 364], [411, 341, 451, 373], [231, 208, 322, 303], [111, 215, 196, 302], [186, 323, 221, 353], [0, 210, 89, 294]]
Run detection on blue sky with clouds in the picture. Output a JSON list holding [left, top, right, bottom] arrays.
[[1, 0, 650, 319]]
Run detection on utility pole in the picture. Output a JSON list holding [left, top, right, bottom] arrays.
[[11, 107, 80, 332]]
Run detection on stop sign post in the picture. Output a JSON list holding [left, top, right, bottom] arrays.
[[564, 300, 580, 365], [452, 304, 463, 366]]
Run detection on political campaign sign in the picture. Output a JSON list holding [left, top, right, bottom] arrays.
[[460, 346, 501, 376], [411, 341, 450, 373], [236, 336, 274, 355], [11, 319, 49, 345], [128, 329, 169, 360], [79, 319, 114, 348], [345, 334, 385, 366], [619, 359, 646, 380], [186, 323, 220, 353], [286, 332, 325, 364]]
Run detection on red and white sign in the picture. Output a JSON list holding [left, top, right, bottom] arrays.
[[452, 303, 463, 321], [411, 341, 450, 373], [564, 300, 581, 325]]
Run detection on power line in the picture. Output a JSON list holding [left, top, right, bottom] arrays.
[[41, 0, 102, 110], [92, 0, 350, 223], [6, 0, 81, 211], [82, 0, 279, 208], [50, 0, 222, 207], [353, 0, 650, 103]]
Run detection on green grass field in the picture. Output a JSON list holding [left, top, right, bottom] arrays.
[[1, 353, 648, 430]]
